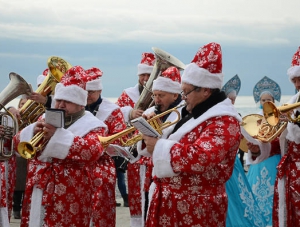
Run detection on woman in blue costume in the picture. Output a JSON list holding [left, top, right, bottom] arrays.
[[222, 75, 267, 227], [243, 76, 282, 227]]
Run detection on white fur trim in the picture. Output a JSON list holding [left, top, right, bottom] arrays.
[[182, 63, 223, 89], [39, 128, 74, 160], [124, 84, 140, 103], [152, 139, 179, 178], [277, 177, 286, 226], [152, 77, 181, 94], [20, 123, 36, 142], [130, 217, 143, 227], [29, 186, 43, 227], [36, 74, 45, 86], [86, 78, 103, 91], [287, 65, 300, 81], [95, 98, 118, 122], [39, 111, 107, 160], [0, 207, 9, 226], [286, 122, 300, 144], [140, 165, 146, 227], [120, 106, 132, 123], [137, 140, 151, 157], [137, 64, 153, 76], [54, 83, 87, 106], [168, 99, 241, 142]]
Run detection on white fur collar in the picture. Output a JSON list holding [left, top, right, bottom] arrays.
[[68, 111, 107, 136], [95, 97, 119, 122], [124, 84, 140, 103], [168, 98, 241, 141]]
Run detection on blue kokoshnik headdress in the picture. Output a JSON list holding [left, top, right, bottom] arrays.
[[253, 76, 281, 103], [221, 74, 241, 96]]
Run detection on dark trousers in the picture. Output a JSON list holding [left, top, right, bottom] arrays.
[[116, 170, 127, 197], [13, 191, 24, 212]]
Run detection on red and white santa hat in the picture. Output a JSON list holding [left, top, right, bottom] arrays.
[[137, 53, 156, 76], [287, 46, 300, 81], [152, 66, 181, 94], [36, 68, 49, 86], [54, 66, 88, 106], [182, 42, 223, 89], [85, 67, 103, 91]]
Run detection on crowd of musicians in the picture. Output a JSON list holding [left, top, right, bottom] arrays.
[[0, 42, 300, 227]]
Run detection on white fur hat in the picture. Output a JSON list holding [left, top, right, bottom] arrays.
[[54, 66, 88, 106], [137, 52, 155, 76], [152, 66, 181, 94], [85, 67, 103, 91], [182, 42, 223, 89], [287, 46, 300, 82], [36, 74, 46, 86]]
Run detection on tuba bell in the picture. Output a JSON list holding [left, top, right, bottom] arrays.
[[18, 56, 72, 130], [134, 47, 185, 111], [0, 72, 32, 160]]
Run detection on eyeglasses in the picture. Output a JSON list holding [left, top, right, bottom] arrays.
[[181, 87, 198, 99]]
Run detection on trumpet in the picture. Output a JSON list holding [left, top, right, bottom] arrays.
[[17, 131, 47, 159], [99, 103, 184, 149]]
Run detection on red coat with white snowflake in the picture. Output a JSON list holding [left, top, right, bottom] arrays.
[[273, 93, 300, 227], [116, 84, 143, 226], [146, 99, 242, 227], [91, 97, 127, 227], [15, 111, 107, 227], [0, 115, 17, 226]]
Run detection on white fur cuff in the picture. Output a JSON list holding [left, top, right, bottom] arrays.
[[152, 139, 179, 178]]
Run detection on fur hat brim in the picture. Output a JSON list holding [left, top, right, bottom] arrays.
[[182, 63, 223, 89], [137, 64, 153, 76], [54, 83, 87, 106], [152, 77, 181, 94]]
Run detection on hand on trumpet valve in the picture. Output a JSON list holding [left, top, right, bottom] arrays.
[[142, 134, 158, 155]]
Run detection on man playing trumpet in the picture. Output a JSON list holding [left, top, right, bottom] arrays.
[[141, 43, 242, 226], [14, 66, 108, 227]]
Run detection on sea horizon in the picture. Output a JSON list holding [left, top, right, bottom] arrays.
[[5, 95, 294, 118]]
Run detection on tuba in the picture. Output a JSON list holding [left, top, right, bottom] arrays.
[[18, 56, 72, 130], [99, 103, 184, 149], [134, 47, 185, 111], [0, 72, 32, 160]]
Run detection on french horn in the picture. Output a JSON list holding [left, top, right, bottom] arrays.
[[0, 72, 32, 160], [239, 101, 300, 152]]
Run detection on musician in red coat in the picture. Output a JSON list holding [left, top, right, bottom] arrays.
[[116, 52, 155, 227], [15, 66, 108, 227], [142, 43, 242, 226], [85, 67, 128, 227]]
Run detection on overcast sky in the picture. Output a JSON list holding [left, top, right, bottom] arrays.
[[1, 0, 300, 101]]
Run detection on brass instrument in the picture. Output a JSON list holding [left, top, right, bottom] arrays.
[[263, 101, 300, 126], [134, 47, 185, 111], [17, 56, 72, 159], [18, 56, 72, 130], [99, 103, 184, 149], [239, 101, 300, 152], [17, 131, 47, 159], [0, 72, 32, 160]]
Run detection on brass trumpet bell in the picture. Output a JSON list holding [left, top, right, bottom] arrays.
[[263, 101, 300, 126], [17, 131, 46, 159]]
